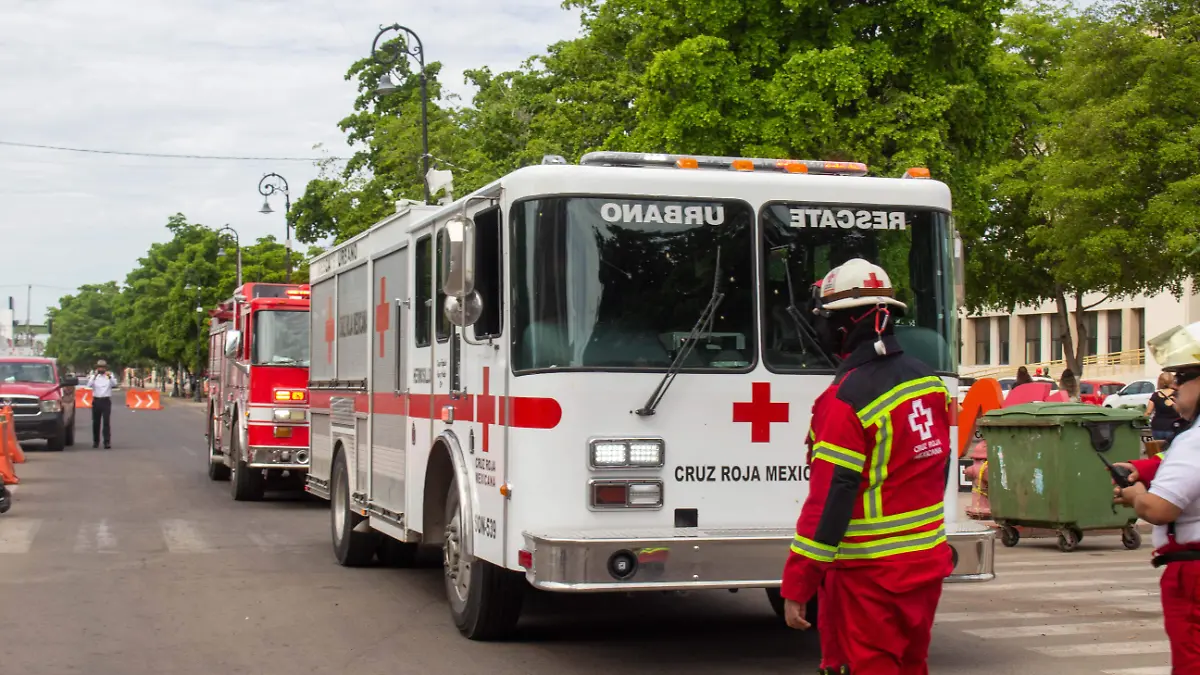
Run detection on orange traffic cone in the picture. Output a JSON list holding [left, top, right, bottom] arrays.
[[0, 410, 18, 485], [2, 407, 25, 464]]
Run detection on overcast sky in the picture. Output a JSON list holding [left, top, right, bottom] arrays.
[[0, 0, 581, 322]]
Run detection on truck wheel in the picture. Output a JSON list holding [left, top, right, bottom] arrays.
[[206, 413, 230, 481], [331, 450, 376, 566], [65, 416, 75, 447], [444, 478, 524, 640], [229, 431, 264, 501], [765, 588, 819, 629], [45, 421, 66, 452]]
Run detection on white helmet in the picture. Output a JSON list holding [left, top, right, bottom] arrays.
[[1148, 322, 1200, 372], [814, 258, 907, 312]]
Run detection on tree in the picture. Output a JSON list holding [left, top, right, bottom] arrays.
[[44, 282, 123, 371]]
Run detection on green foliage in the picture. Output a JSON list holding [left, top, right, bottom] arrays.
[[49, 214, 301, 375]]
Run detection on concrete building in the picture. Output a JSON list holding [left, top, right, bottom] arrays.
[[0, 306, 12, 347], [958, 282, 1200, 382]]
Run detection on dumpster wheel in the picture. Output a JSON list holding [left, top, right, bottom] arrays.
[[1122, 526, 1142, 550], [1000, 525, 1020, 548], [1057, 528, 1080, 552], [1069, 526, 1084, 544]]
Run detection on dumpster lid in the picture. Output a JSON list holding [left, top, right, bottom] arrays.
[[977, 402, 1147, 428]]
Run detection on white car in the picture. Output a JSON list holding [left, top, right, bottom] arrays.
[[1102, 379, 1156, 409]]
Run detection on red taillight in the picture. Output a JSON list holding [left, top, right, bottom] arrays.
[[593, 483, 629, 507], [518, 549, 533, 569]]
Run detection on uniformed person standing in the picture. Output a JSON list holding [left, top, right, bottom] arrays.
[[780, 259, 954, 674], [1113, 322, 1200, 671], [86, 359, 116, 449]]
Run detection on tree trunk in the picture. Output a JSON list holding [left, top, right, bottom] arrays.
[[1072, 292, 1089, 378], [1053, 287, 1082, 377]]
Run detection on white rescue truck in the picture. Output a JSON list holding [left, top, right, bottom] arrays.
[[306, 152, 995, 640]]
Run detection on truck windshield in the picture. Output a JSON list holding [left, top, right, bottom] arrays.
[[761, 203, 956, 374], [0, 363, 54, 383], [511, 197, 756, 373], [252, 310, 310, 367]]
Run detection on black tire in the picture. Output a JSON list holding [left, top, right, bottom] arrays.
[[444, 479, 525, 640], [65, 415, 75, 447], [0, 485, 10, 514], [229, 428, 265, 501], [1057, 528, 1079, 553], [45, 421, 66, 452], [207, 411, 230, 481], [1000, 525, 1020, 547], [766, 588, 820, 629], [1069, 526, 1084, 544], [1122, 525, 1142, 550], [331, 450, 377, 567]]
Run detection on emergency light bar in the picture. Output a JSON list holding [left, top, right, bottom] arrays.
[[285, 288, 311, 298], [579, 151, 870, 177]]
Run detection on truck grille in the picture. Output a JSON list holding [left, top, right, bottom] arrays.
[[0, 395, 41, 417]]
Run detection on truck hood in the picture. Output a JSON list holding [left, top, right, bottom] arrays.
[[0, 382, 59, 399]]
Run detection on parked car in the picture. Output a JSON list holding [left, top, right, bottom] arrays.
[[0, 356, 78, 450], [1079, 379, 1125, 406], [1102, 379, 1156, 409]]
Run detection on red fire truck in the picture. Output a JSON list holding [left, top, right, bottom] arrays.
[[205, 282, 312, 501]]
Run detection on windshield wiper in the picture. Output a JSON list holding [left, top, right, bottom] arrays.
[[776, 247, 840, 368], [635, 247, 725, 417]]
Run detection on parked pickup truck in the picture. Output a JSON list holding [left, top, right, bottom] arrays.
[[0, 356, 78, 450]]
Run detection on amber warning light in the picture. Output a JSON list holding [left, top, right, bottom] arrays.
[[274, 389, 308, 402]]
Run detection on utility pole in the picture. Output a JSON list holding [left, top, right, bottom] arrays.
[[25, 284, 31, 345]]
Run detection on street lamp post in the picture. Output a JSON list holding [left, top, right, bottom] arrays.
[[193, 287, 204, 402], [257, 173, 291, 283], [216, 225, 242, 288], [371, 23, 431, 204]]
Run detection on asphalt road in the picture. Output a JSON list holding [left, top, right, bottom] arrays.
[[0, 402, 1174, 675]]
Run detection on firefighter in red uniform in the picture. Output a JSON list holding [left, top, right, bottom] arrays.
[[1113, 322, 1200, 672], [780, 258, 954, 675]]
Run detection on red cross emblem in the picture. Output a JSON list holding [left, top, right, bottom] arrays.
[[863, 272, 886, 289], [375, 277, 389, 358], [732, 382, 789, 443], [324, 297, 335, 364], [476, 367, 497, 452]]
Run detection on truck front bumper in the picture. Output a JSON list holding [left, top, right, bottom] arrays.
[[246, 445, 311, 471], [13, 412, 63, 441], [521, 521, 995, 592]]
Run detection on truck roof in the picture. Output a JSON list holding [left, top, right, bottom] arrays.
[[0, 356, 55, 364]]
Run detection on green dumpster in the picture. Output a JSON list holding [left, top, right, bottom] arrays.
[[976, 403, 1146, 553]]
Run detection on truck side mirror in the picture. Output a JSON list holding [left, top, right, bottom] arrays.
[[444, 291, 483, 328], [225, 330, 242, 358], [439, 215, 475, 298]]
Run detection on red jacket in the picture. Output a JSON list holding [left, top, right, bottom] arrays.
[[781, 336, 955, 603]]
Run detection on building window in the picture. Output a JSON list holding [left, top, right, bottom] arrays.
[[1051, 313, 1067, 361], [1084, 311, 1099, 359], [973, 318, 991, 365], [1107, 309, 1123, 354], [1025, 315, 1042, 364], [997, 316, 1010, 365]]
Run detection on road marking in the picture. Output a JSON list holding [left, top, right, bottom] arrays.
[[948, 578, 1151, 592], [1109, 601, 1163, 614], [0, 519, 40, 553], [935, 611, 1053, 623], [962, 618, 1161, 639], [1031, 641, 1171, 657], [1000, 557, 1156, 568], [1102, 667, 1171, 675], [161, 519, 210, 553], [997, 564, 1152, 578], [74, 520, 118, 553], [1042, 588, 1158, 601]]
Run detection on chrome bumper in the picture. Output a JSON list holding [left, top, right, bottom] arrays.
[[247, 445, 310, 470], [521, 521, 995, 593]]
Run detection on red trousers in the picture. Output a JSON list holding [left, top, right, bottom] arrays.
[[818, 559, 947, 674], [1162, 560, 1200, 672]]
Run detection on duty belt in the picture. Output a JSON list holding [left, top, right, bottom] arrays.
[[1152, 521, 1200, 568]]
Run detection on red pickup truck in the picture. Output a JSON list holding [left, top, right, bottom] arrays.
[[0, 356, 78, 450]]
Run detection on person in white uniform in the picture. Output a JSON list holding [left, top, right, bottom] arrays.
[[86, 359, 116, 449], [1114, 322, 1200, 671]]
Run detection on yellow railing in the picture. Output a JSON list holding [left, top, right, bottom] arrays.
[[965, 348, 1146, 380]]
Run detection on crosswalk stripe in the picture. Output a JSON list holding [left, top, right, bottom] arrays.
[[1030, 641, 1171, 657], [998, 564, 1152, 578], [1102, 667, 1171, 675], [1109, 602, 1163, 614], [1000, 557, 1155, 569], [931, 607, 1056, 624], [0, 519, 40, 553], [951, 578, 1156, 592], [1042, 589, 1158, 601], [962, 618, 1161, 639], [74, 520, 118, 553], [161, 519, 210, 553]]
